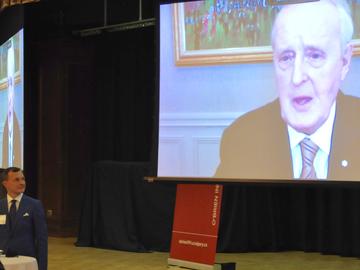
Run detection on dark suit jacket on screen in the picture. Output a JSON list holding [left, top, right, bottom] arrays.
[[214, 92, 360, 181], [0, 194, 48, 270]]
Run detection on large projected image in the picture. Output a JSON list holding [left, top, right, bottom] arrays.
[[158, 0, 360, 181], [0, 30, 23, 169]]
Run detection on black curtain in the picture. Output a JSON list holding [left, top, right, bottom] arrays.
[[218, 184, 360, 256], [91, 27, 155, 163], [76, 161, 176, 252], [77, 161, 360, 256]]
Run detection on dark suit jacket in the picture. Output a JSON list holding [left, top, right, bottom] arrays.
[[0, 194, 48, 270], [215, 92, 360, 181]]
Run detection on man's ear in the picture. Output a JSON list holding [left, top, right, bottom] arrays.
[[341, 43, 353, 81]]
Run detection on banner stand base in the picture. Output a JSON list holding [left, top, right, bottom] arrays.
[[214, 262, 236, 270], [168, 258, 235, 270], [168, 258, 221, 270]]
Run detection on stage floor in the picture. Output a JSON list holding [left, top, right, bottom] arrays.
[[49, 237, 360, 270]]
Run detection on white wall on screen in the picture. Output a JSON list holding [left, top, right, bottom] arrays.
[[158, 113, 241, 176], [158, 136, 185, 176], [192, 136, 221, 176]]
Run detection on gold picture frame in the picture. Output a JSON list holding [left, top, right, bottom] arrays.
[[173, 1, 360, 66]]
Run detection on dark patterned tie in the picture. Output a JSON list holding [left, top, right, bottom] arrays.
[[9, 199, 17, 230], [300, 138, 319, 179]]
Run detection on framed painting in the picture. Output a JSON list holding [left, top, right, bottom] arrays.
[[173, 0, 360, 66]]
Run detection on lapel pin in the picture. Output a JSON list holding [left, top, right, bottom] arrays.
[[341, 160, 348, 168]]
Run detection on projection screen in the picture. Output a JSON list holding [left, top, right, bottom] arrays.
[[0, 29, 24, 169], [157, 0, 360, 181]]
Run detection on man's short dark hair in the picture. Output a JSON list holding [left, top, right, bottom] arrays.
[[2, 167, 22, 182]]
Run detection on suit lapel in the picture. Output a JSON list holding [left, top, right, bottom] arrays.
[[267, 100, 293, 179], [277, 123, 293, 179], [328, 92, 360, 180], [10, 195, 29, 234]]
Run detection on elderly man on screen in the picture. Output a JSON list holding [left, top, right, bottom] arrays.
[[215, 0, 360, 180]]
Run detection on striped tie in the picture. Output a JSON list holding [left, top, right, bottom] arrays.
[[300, 138, 319, 179]]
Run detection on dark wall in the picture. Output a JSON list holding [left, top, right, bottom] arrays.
[[34, 38, 95, 235], [26, 0, 155, 34], [0, 5, 23, 45], [92, 29, 155, 162], [19, 0, 156, 235]]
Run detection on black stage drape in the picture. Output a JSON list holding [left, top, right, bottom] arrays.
[[76, 161, 176, 252], [77, 162, 360, 257], [218, 184, 360, 256], [91, 28, 155, 163]]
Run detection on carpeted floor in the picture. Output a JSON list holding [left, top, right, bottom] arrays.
[[48, 237, 360, 270]]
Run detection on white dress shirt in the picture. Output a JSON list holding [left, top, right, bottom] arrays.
[[7, 193, 23, 211], [287, 102, 336, 180]]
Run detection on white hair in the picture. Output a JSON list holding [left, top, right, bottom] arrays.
[[271, 0, 354, 51]]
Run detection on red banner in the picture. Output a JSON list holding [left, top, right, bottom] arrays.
[[169, 184, 223, 268]]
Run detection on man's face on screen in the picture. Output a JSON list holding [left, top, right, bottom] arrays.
[[272, 2, 352, 135]]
